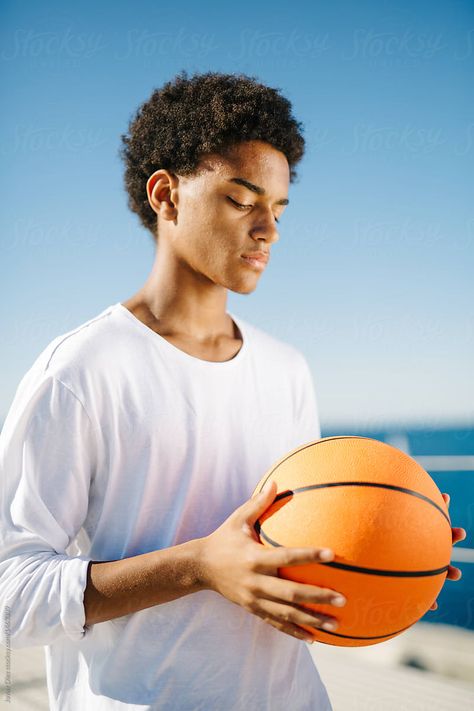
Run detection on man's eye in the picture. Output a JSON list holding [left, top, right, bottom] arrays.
[[227, 196, 280, 223], [227, 196, 252, 210]]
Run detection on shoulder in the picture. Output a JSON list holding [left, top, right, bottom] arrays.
[[1, 305, 124, 445], [15, 303, 124, 400]]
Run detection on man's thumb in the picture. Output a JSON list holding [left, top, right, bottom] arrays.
[[243, 479, 277, 523]]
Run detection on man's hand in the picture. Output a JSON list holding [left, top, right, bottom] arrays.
[[429, 492, 467, 611], [199, 480, 346, 642]]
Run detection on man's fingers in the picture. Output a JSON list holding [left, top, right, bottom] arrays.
[[263, 616, 314, 642], [452, 527, 467, 545], [254, 598, 339, 639], [441, 493, 467, 546], [238, 480, 277, 526], [447, 564, 462, 580], [254, 574, 346, 608], [255, 545, 334, 572]]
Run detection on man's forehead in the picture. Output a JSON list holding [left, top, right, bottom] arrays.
[[190, 145, 289, 196]]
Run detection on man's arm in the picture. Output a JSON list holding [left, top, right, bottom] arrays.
[[0, 375, 97, 648], [83, 481, 345, 641], [83, 538, 206, 625]]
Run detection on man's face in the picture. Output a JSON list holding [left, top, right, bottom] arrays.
[[164, 140, 290, 294]]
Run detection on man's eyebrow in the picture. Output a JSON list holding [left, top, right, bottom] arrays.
[[226, 177, 289, 205]]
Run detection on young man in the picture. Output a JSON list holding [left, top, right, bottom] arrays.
[[0, 70, 465, 710]]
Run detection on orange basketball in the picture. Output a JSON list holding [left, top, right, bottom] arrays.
[[252, 436, 452, 647]]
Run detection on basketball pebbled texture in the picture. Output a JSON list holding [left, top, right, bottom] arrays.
[[253, 436, 452, 647]]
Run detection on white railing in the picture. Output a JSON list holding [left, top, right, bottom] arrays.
[[415, 455, 474, 471]]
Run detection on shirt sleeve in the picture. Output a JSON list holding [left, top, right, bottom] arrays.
[[292, 354, 322, 448], [0, 374, 95, 649]]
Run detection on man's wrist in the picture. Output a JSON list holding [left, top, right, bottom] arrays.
[[186, 536, 212, 593]]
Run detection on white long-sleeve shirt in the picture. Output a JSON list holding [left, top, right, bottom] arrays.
[[0, 301, 332, 710]]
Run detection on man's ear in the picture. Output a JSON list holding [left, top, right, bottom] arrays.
[[146, 170, 178, 220]]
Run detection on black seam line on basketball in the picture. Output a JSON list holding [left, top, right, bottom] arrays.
[[315, 624, 413, 640], [272, 482, 450, 525], [256, 436, 369, 494], [257, 528, 449, 577]]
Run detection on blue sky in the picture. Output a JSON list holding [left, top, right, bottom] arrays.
[[1, 0, 473, 428]]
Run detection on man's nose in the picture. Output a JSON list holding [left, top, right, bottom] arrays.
[[250, 210, 280, 244]]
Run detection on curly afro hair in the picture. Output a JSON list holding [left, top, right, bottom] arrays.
[[119, 69, 306, 242]]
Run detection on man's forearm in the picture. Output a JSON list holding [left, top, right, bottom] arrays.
[[83, 537, 208, 626]]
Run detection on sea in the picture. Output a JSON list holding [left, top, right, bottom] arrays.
[[321, 425, 474, 631]]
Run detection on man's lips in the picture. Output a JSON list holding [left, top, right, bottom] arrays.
[[241, 251, 269, 265]]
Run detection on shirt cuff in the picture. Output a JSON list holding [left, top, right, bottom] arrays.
[[60, 555, 92, 642]]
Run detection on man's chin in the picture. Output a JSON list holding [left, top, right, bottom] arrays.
[[229, 281, 258, 295]]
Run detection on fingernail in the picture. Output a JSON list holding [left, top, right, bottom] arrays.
[[332, 596, 346, 607], [322, 621, 337, 631], [319, 549, 333, 561]]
